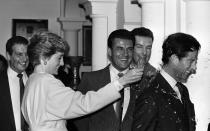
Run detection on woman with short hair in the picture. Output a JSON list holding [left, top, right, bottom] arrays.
[[22, 31, 143, 131]]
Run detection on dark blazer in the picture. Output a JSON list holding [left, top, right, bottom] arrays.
[[134, 63, 157, 97], [132, 73, 196, 131], [74, 65, 137, 131], [0, 70, 16, 131]]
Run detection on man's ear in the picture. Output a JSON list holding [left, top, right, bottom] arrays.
[[107, 48, 112, 61], [107, 48, 112, 58], [170, 54, 179, 65], [6, 52, 10, 61]]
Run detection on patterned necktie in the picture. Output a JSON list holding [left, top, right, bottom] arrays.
[[17, 74, 28, 131], [115, 73, 124, 120]]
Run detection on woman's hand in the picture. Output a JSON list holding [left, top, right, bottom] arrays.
[[118, 68, 144, 86]]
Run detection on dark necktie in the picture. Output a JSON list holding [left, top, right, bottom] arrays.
[[176, 82, 185, 105], [176, 82, 189, 130], [17, 74, 28, 131], [17, 74, 24, 103], [115, 73, 124, 120], [116, 73, 124, 131]]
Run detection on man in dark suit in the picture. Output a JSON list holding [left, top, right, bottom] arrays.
[[130, 27, 157, 96], [0, 36, 29, 131], [0, 54, 8, 73], [74, 29, 143, 131], [132, 32, 201, 131]]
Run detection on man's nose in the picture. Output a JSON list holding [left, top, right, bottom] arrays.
[[21, 54, 28, 61], [124, 49, 129, 56], [60, 59, 64, 66], [143, 47, 147, 55], [191, 63, 197, 74]]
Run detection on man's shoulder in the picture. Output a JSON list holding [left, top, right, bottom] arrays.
[[0, 70, 9, 93], [143, 63, 158, 82], [134, 64, 158, 94], [144, 63, 157, 73], [78, 66, 110, 93], [138, 73, 163, 95], [0, 70, 8, 80], [82, 66, 110, 78], [141, 73, 176, 98]]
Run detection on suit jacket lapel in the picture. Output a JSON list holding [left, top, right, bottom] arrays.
[[155, 73, 185, 115], [178, 83, 196, 131], [103, 66, 111, 86], [122, 87, 136, 122], [98, 65, 119, 121], [88, 65, 111, 91], [96, 65, 111, 90], [155, 73, 196, 130]]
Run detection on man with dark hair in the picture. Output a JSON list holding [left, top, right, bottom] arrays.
[[0, 36, 29, 131], [131, 27, 157, 95], [74, 29, 144, 131], [132, 32, 200, 131]]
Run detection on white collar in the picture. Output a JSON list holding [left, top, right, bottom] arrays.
[[160, 69, 177, 88], [110, 64, 129, 76], [7, 66, 27, 78]]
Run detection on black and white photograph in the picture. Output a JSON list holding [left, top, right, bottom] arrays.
[[0, 0, 209, 131]]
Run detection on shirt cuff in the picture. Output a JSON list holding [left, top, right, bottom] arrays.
[[113, 80, 124, 91]]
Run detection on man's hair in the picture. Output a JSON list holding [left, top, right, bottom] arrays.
[[131, 27, 154, 41], [28, 31, 69, 67], [162, 32, 201, 65], [108, 29, 135, 48], [6, 36, 29, 55]]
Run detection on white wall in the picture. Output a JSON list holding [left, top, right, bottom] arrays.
[[182, 1, 210, 131], [122, 0, 141, 30], [0, 0, 61, 56], [62, 0, 92, 72], [128, 1, 210, 131]]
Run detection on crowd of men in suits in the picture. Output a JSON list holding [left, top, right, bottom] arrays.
[[0, 26, 201, 131], [72, 28, 200, 131]]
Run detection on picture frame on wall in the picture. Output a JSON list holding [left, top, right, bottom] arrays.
[[82, 25, 92, 66], [12, 19, 48, 39]]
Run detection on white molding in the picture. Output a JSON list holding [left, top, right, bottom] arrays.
[[58, 17, 86, 22], [183, 0, 210, 2], [137, 0, 165, 3]]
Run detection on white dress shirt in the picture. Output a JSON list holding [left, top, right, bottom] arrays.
[[110, 65, 130, 121], [160, 69, 182, 101], [21, 72, 122, 131], [7, 67, 28, 131]]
